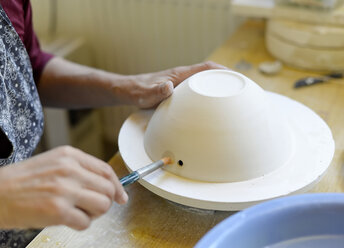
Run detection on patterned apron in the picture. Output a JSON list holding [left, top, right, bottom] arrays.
[[0, 4, 44, 247]]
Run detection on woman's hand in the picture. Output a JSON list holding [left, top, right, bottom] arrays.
[[40, 58, 228, 109], [115, 61, 228, 108], [0, 146, 128, 230]]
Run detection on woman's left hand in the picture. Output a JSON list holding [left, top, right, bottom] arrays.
[[40, 58, 228, 109], [113, 61, 228, 108]]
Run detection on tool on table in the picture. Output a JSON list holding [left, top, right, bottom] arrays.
[[294, 72, 343, 88], [120, 157, 172, 187], [234, 59, 252, 71]]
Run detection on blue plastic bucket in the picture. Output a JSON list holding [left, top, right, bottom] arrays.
[[195, 193, 344, 248]]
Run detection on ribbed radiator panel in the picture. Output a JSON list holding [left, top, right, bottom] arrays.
[[33, 0, 240, 74]]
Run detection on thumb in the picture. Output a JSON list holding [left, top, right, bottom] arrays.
[[152, 80, 174, 105], [158, 80, 174, 98], [140, 81, 174, 108]]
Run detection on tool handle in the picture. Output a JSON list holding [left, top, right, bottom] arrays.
[[120, 171, 140, 187]]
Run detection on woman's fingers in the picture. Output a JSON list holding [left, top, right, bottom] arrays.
[[138, 81, 174, 108], [56, 146, 114, 181], [72, 189, 112, 219], [71, 169, 116, 202], [77, 154, 128, 205], [133, 61, 228, 108], [0, 146, 128, 231], [168, 61, 229, 87], [112, 172, 128, 205], [61, 207, 91, 230], [55, 146, 128, 205]]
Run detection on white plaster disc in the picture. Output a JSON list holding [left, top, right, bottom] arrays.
[[268, 19, 344, 49], [118, 92, 334, 210], [266, 31, 344, 72]]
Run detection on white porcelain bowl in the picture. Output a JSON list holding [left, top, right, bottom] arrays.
[[144, 70, 293, 183], [119, 69, 334, 210]]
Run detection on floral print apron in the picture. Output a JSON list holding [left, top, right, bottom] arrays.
[[0, 4, 44, 247]]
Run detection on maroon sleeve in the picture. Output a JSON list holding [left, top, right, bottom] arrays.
[[1, 0, 54, 84], [23, 0, 53, 84]]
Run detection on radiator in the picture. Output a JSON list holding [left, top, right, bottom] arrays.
[[31, 0, 242, 146], [32, 0, 241, 74]]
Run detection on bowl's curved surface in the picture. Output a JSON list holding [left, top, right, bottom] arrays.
[[144, 70, 292, 182]]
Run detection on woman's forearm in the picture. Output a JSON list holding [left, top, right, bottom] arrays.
[[38, 58, 227, 109], [38, 57, 132, 109]]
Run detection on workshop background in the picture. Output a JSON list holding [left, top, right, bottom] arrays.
[[30, 0, 243, 160]]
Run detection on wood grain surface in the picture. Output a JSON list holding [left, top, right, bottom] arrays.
[[28, 20, 344, 248]]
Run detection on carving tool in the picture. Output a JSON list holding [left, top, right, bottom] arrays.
[[294, 72, 343, 88], [120, 157, 172, 187]]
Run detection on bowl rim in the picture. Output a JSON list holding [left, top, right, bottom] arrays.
[[195, 193, 344, 248]]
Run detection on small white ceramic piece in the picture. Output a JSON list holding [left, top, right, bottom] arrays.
[[118, 70, 334, 210], [258, 60, 283, 75]]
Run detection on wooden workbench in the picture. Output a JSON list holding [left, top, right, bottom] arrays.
[[28, 20, 344, 248]]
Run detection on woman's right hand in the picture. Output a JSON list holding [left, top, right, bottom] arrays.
[[0, 146, 128, 230]]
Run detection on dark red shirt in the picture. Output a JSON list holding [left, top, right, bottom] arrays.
[[0, 0, 53, 84]]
